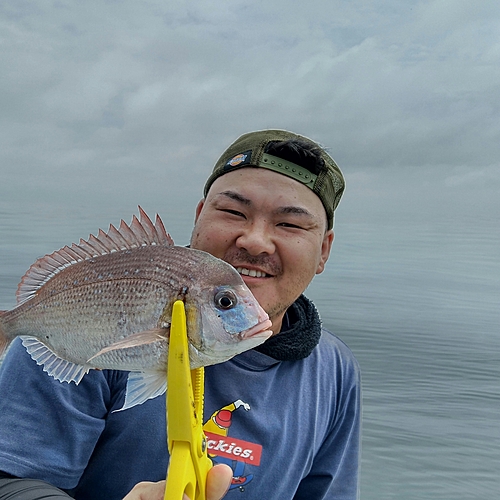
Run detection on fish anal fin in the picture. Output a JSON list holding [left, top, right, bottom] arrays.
[[87, 328, 169, 362], [21, 337, 90, 384]]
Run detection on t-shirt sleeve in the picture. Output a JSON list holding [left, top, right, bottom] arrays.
[[0, 338, 126, 490]]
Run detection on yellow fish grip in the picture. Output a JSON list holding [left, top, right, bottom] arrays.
[[164, 300, 213, 500]]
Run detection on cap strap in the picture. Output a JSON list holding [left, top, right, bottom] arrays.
[[258, 153, 317, 188]]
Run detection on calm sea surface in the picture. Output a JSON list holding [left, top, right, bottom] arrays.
[[0, 192, 499, 499]]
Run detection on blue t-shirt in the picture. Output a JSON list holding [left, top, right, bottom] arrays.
[[0, 329, 360, 499]]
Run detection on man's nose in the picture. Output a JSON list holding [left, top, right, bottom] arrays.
[[235, 221, 275, 256]]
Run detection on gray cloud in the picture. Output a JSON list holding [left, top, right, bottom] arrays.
[[1, 0, 499, 220]]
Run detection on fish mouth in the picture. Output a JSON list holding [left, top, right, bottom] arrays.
[[239, 319, 273, 339]]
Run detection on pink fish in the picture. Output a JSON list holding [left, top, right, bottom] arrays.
[[0, 207, 272, 410]]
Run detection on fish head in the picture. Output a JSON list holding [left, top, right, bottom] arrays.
[[184, 252, 273, 367]]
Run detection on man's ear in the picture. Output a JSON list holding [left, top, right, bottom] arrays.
[[316, 230, 334, 275], [194, 199, 205, 222]]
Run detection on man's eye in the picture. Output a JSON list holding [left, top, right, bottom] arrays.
[[278, 222, 303, 229], [222, 209, 245, 217]]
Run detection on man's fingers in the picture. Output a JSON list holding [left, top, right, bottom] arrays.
[[122, 480, 166, 500], [206, 464, 232, 500], [122, 463, 232, 500]]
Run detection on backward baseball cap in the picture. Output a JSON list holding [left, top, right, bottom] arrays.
[[203, 129, 345, 229]]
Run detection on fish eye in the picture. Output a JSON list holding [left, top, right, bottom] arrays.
[[214, 290, 237, 310]]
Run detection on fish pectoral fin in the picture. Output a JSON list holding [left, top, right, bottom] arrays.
[[87, 328, 169, 362], [113, 371, 167, 412], [21, 337, 90, 384]]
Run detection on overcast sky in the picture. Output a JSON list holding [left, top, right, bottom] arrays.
[[1, 0, 499, 230]]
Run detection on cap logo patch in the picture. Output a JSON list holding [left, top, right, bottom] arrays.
[[227, 153, 248, 167]]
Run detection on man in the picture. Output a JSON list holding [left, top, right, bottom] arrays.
[[0, 129, 361, 499]]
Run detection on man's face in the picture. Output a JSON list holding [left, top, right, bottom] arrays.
[[190, 167, 333, 333]]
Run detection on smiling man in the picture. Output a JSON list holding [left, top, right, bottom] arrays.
[[193, 131, 343, 331], [0, 129, 361, 500], [187, 130, 361, 498], [192, 167, 332, 333]]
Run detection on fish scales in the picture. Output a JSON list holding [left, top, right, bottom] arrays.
[[2, 245, 240, 370]]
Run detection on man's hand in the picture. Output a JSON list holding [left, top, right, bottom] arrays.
[[122, 463, 232, 500]]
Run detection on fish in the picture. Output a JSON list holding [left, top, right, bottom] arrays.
[[0, 207, 273, 410]]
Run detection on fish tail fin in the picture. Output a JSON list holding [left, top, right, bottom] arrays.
[[0, 312, 11, 357]]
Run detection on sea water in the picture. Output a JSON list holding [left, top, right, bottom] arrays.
[[0, 177, 499, 499]]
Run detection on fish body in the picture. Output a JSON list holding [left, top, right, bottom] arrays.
[[0, 208, 272, 410]]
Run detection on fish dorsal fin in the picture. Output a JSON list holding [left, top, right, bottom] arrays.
[[16, 207, 174, 305]]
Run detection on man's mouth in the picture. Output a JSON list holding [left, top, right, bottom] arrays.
[[235, 267, 270, 278]]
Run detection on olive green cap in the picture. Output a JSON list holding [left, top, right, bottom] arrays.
[[203, 129, 345, 229]]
